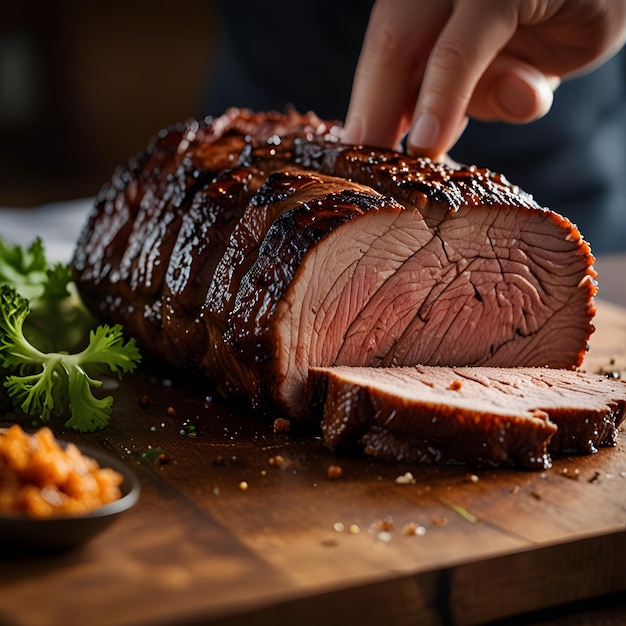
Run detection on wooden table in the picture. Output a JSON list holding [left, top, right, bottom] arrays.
[[1, 257, 625, 626]]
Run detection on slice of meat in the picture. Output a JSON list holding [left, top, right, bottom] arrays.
[[305, 365, 626, 469], [222, 178, 405, 408], [160, 164, 269, 368]]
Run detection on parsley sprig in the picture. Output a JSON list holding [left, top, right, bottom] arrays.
[[0, 236, 141, 431], [0, 285, 141, 432]]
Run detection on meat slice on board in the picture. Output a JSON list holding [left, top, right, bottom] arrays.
[[305, 366, 626, 470]]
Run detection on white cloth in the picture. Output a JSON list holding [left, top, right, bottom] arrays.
[[0, 198, 93, 263]]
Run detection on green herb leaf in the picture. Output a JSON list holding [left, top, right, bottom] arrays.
[[0, 235, 93, 352], [0, 285, 141, 432]]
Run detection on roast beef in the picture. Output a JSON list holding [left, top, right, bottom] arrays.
[[71, 108, 598, 425], [305, 366, 626, 470]]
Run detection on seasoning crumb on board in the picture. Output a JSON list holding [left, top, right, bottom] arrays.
[[269, 454, 285, 467], [395, 471, 416, 485], [326, 465, 343, 480], [559, 467, 580, 480], [373, 517, 395, 532], [273, 417, 291, 433], [138, 393, 152, 407], [402, 522, 426, 536]]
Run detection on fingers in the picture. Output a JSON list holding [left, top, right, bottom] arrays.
[[342, 0, 451, 148], [407, 0, 520, 157], [342, 0, 576, 158], [466, 56, 559, 123]]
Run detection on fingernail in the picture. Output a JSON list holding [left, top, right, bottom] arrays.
[[408, 110, 440, 150], [495, 75, 536, 118]]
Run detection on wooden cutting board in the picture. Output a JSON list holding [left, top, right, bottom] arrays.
[[1, 300, 625, 626]]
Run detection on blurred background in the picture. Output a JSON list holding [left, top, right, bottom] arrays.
[[0, 2, 216, 208]]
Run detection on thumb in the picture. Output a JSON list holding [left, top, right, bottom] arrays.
[[467, 57, 559, 123]]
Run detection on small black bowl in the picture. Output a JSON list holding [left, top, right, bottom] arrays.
[[0, 445, 140, 551]]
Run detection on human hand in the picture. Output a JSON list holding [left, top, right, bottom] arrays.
[[342, 0, 626, 159]]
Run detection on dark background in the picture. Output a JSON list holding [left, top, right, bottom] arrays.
[[0, 2, 216, 208]]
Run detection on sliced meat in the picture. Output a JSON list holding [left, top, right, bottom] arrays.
[[72, 109, 338, 365], [70, 108, 598, 427], [223, 195, 595, 417], [222, 177, 405, 409], [305, 365, 626, 469], [160, 164, 268, 368]]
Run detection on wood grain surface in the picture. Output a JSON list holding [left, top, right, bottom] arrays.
[[1, 300, 625, 626]]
